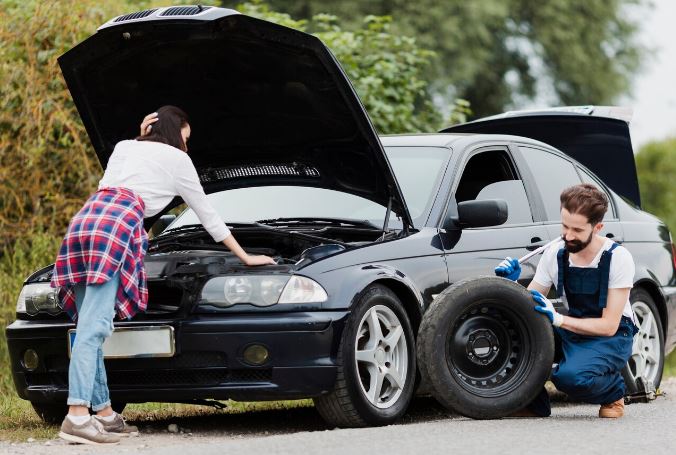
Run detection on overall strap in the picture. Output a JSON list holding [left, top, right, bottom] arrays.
[[597, 242, 619, 308], [556, 248, 567, 297]]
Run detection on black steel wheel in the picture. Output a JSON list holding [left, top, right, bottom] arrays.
[[417, 276, 554, 419]]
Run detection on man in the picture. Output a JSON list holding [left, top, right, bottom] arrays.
[[495, 183, 638, 418]]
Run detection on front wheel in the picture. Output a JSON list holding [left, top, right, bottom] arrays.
[[313, 284, 416, 427], [32, 402, 67, 424]]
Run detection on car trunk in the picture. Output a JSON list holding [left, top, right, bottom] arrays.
[[441, 112, 642, 207]]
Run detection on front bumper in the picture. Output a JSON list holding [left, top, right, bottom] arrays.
[[6, 311, 349, 405]]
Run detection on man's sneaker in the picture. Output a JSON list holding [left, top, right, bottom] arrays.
[[94, 413, 139, 437], [59, 416, 121, 445], [599, 398, 625, 418]]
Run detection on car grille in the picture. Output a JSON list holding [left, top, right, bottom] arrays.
[[146, 280, 184, 313], [114, 9, 157, 22], [32, 351, 272, 388]]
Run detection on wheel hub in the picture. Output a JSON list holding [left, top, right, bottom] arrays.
[[466, 329, 499, 365], [375, 347, 387, 365]]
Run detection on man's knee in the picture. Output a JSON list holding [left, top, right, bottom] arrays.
[[552, 367, 594, 396]]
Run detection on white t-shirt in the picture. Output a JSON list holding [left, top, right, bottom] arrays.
[[98, 140, 230, 242], [532, 238, 634, 319]]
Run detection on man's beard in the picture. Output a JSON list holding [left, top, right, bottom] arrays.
[[565, 230, 594, 253]]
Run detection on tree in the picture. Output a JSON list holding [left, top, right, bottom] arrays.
[[636, 138, 676, 232], [234, 0, 646, 119], [234, 2, 443, 134]]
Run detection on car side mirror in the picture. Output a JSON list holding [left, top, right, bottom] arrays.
[[150, 214, 177, 237], [454, 199, 508, 228]]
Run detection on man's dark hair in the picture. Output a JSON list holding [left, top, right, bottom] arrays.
[[560, 183, 608, 225], [136, 105, 189, 151]]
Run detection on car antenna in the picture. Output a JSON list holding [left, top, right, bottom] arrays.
[[196, 4, 204, 12]]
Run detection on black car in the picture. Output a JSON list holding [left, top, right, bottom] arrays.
[[7, 6, 676, 427]]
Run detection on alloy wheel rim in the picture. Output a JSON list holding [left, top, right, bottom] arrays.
[[354, 305, 408, 409], [628, 301, 661, 383]]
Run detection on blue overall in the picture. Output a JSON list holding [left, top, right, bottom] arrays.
[[528, 242, 638, 416]]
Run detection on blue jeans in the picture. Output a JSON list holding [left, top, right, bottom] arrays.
[[67, 272, 119, 411]]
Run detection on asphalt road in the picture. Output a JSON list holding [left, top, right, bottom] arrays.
[[3, 379, 676, 455]]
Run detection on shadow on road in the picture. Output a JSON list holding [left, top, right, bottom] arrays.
[[131, 397, 458, 436]]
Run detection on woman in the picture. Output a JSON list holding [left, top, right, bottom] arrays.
[[52, 106, 275, 445]]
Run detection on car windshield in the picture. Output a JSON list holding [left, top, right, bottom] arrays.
[[169, 146, 450, 230]]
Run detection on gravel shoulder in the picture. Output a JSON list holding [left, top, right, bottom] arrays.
[[3, 378, 675, 455]]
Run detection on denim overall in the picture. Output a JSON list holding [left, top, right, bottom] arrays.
[[528, 242, 638, 416]]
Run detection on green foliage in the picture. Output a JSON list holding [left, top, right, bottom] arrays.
[[236, 1, 442, 133], [247, 0, 646, 118], [0, 233, 61, 395], [636, 137, 676, 232]]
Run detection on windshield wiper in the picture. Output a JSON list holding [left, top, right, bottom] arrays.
[[255, 217, 380, 230]]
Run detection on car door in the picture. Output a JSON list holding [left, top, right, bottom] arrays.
[[440, 144, 551, 288]]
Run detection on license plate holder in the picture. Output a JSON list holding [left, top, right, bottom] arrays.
[[68, 326, 175, 359]]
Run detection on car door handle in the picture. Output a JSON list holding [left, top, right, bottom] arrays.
[[606, 233, 624, 244], [526, 238, 547, 251]]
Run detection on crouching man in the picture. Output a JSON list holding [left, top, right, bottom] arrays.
[[495, 183, 638, 418]]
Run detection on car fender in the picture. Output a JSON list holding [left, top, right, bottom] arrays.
[[317, 263, 424, 320]]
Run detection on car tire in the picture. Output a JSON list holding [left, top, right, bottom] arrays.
[[111, 401, 127, 414], [313, 284, 416, 427], [32, 402, 68, 424], [622, 288, 665, 394], [417, 276, 555, 419]]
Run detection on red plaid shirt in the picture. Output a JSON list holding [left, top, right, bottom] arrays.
[[50, 187, 148, 321]]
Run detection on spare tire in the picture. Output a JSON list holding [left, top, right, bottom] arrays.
[[417, 276, 554, 419]]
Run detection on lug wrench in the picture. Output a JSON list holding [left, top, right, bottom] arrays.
[[517, 236, 563, 264]]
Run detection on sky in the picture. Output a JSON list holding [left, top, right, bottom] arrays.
[[624, 0, 676, 150]]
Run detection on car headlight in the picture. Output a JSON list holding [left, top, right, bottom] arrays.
[[16, 283, 61, 315], [200, 275, 327, 307], [278, 276, 328, 304]]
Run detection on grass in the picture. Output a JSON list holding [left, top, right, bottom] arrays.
[[0, 393, 315, 442]]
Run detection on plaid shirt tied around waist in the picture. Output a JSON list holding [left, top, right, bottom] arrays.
[[50, 187, 148, 321]]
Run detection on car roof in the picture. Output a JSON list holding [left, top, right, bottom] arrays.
[[378, 132, 558, 151]]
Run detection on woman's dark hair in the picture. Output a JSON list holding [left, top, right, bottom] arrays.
[[136, 105, 189, 151]]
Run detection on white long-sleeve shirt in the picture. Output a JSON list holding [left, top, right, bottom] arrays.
[[98, 139, 230, 242]]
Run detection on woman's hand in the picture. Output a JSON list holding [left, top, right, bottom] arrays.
[[140, 112, 159, 136], [243, 255, 277, 266]]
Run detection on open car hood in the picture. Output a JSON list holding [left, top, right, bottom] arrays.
[[58, 6, 413, 229], [442, 106, 641, 207]]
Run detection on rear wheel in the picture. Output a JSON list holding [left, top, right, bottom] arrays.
[[314, 284, 416, 427], [623, 288, 664, 394], [417, 276, 554, 419]]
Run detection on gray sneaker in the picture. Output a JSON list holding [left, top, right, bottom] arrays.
[[59, 416, 121, 445], [94, 413, 139, 437]]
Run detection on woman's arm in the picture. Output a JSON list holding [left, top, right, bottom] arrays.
[[222, 235, 275, 266]]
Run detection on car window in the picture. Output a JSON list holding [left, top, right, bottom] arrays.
[[384, 146, 450, 221], [170, 147, 450, 230], [519, 147, 582, 222], [576, 166, 616, 219], [453, 149, 533, 225]]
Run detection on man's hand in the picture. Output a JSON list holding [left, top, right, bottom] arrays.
[[495, 257, 521, 281], [140, 112, 159, 136], [530, 290, 563, 327]]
